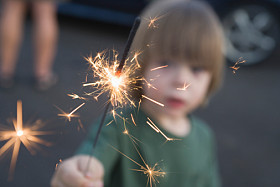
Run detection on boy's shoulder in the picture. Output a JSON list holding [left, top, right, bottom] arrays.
[[191, 115, 215, 141]]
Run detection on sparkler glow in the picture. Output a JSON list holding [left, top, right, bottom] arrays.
[[83, 50, 142, 107], [0, 100, 51, 180]]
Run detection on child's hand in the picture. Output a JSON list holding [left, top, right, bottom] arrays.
[[51, 155, 104, 187]]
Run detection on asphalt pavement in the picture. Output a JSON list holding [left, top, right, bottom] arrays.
[[0, 16, 279, 187]]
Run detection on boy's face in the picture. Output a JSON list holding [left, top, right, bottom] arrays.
[[142, 58, 211, 119]]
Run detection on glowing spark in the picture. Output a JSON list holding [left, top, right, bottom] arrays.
[[77, 119, 86, 133], [230, 57, 246, 74], [55, 159, 63, 170], [147, 118, 176, 142], [131, 114, 137, 126], [145, 15, 164, 29], [143, 79, 158, 90], [83, 50, 142, 108], [111, 144, 165, 187], [177, 83, 190, 91], [57, 103, 85, 122], [67, 93, 86, 100], [105, 120, 114, 127], [150, 65, 168, 71], [142, 95, 164, 107], [130, 51, 143, 67], [146, 42, 155, 48], [0, 100, 52, 180], [121, 118, 142, 145]]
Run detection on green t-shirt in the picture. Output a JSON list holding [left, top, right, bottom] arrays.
[[76, 107, 221, 187]]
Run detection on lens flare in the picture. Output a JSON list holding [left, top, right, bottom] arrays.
[[0, 100, 52, 180]]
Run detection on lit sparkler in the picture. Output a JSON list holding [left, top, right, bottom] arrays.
[[0, 100, 51, 180], [85, 17, 142, 175], [230, 57, 246, 74], [83, 50, 141, 107]]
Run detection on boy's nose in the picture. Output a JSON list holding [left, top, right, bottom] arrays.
[[172, 67, 191, 88]]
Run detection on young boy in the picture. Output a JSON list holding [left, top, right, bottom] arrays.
[[51, 0, 224, 186]]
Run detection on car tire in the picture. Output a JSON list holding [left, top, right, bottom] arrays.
[[222, 4, 280, 65]]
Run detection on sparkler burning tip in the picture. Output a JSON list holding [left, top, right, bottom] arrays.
[[83, 50, 142, 107]]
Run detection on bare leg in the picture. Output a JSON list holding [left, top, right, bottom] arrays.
[[32, 1, 58, 81], [0, 0, 27, 79]]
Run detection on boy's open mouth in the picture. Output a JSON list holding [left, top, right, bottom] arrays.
[[166, 98, 185, 108]]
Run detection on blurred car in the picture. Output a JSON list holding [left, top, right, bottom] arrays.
[[58, 0, 280, 65]]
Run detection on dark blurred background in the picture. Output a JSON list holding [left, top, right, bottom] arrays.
[[0, 0, 279, 187]]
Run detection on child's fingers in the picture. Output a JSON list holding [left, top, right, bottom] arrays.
[[77, 155, 104, 181], [82, 181, 104, 187], [51, 156, 90, 187]]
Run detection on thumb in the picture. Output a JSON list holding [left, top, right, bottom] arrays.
[[77, 155, 104, 183]]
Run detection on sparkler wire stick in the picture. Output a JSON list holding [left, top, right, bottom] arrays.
[[85, 17, 141, 175], [116, 17, 141, 75]]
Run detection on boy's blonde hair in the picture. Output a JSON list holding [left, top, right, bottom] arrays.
[[131, 0, 225, 100]]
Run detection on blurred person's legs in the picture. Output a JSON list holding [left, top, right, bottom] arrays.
[[0, 0, 27, 87], [32, 1, 58, 90]]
